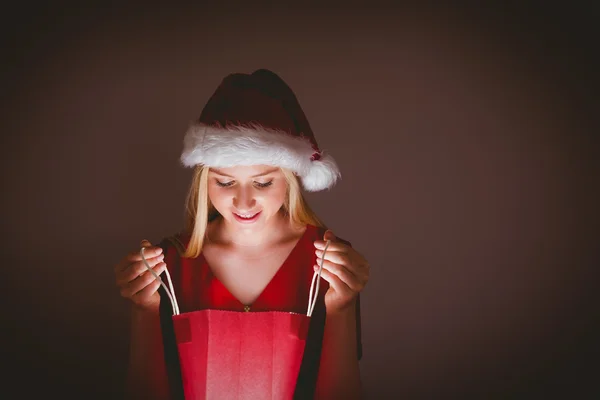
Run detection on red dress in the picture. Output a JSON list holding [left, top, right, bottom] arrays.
[[157, 224, 362, 399]]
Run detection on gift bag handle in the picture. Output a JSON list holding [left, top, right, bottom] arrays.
[[140, 238, 331, 317], [140, 247, 180, 315], [307, 239, 330, 317]]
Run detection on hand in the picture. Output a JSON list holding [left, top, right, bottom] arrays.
[[314, 230, 370, 314], [114, 239, 166, 311]]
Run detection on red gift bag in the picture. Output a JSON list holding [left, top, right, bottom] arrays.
[[141, 240, 331, 400]]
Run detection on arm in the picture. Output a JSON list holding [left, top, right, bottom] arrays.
[[114, 240, 172, 400], [313, 229, 369, 399], [315, 300, 363, 399], [125, 303, 171, 400]]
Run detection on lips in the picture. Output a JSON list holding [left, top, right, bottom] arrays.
[[233, 211, 261, 223]]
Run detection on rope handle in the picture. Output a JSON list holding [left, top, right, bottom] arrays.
[[307, 239, 330, 317], [140, 247, 180, 315], [139, 238, 331, 317]]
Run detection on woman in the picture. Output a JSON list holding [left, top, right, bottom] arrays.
[[114, 69, 370, 399]]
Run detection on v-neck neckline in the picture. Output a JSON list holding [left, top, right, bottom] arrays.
[[201, 224, 313, 308]]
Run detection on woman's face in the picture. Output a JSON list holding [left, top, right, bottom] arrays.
[[207, 165, 288, 231]]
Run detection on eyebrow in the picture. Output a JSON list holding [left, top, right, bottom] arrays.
[[210, 168, 280, 178]]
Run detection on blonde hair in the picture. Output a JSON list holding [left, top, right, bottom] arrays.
[[182, 165, 326, 258]]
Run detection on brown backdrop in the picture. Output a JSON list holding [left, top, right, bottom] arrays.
[[2, 3, 598, 399]]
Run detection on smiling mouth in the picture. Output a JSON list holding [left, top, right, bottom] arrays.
[[233, 211, 261, 220]]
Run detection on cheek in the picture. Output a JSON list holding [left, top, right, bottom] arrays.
[[263, 186, 287, 209], [207, 187, 229, 210]]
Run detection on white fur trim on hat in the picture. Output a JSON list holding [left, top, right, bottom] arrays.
[[180, 123, 341, 191]]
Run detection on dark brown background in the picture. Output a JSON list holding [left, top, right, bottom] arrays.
[[1, 2, 598, 399]]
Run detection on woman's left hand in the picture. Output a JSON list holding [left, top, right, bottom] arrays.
[[314, 230, 370, 314]]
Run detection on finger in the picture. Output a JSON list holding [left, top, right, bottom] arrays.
[[120, 267, 160, 299], [115, 238, 157, 271], [120, 262, 167, 298], [132, 277, 162, 302], [315, 249, 369, 283], [116, 246, 163, 273], [315, 249, 351, 268], [118, 253, 164, 285], [114, 249, 162, 273], [313, 240, 348, 252], [315, 260, 362, 292], [315, 265, 354, 296], [323, 230, 337, 242], [117, 254, 164, 286], [131, 245, 163, 261]]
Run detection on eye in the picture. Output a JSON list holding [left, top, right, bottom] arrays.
[[216, 180, 234, 187], [254, 181, 273, 188]]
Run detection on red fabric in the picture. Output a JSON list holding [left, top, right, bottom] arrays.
[[176, 224, 323, 315], [158, 224, 362, 399], [198, 69, 323, 156]]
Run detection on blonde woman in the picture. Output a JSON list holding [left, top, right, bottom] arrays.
[[114, 69, 370, 400]]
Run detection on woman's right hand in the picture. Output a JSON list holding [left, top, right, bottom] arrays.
[[114, 239, 166, 311]]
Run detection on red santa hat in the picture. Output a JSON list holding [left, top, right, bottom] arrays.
[[180, 69, 340, 191]]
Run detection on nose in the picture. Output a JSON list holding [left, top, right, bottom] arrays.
[[232, 184, 256, 211]]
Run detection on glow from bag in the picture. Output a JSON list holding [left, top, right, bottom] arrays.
[[140, 240, 330, 318]]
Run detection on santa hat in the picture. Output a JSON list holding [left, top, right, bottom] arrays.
[[180, 69, 340, 191]]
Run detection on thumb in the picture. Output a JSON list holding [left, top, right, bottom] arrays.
[[323, 230, 336, 242], [140, 239, 153, 248]]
